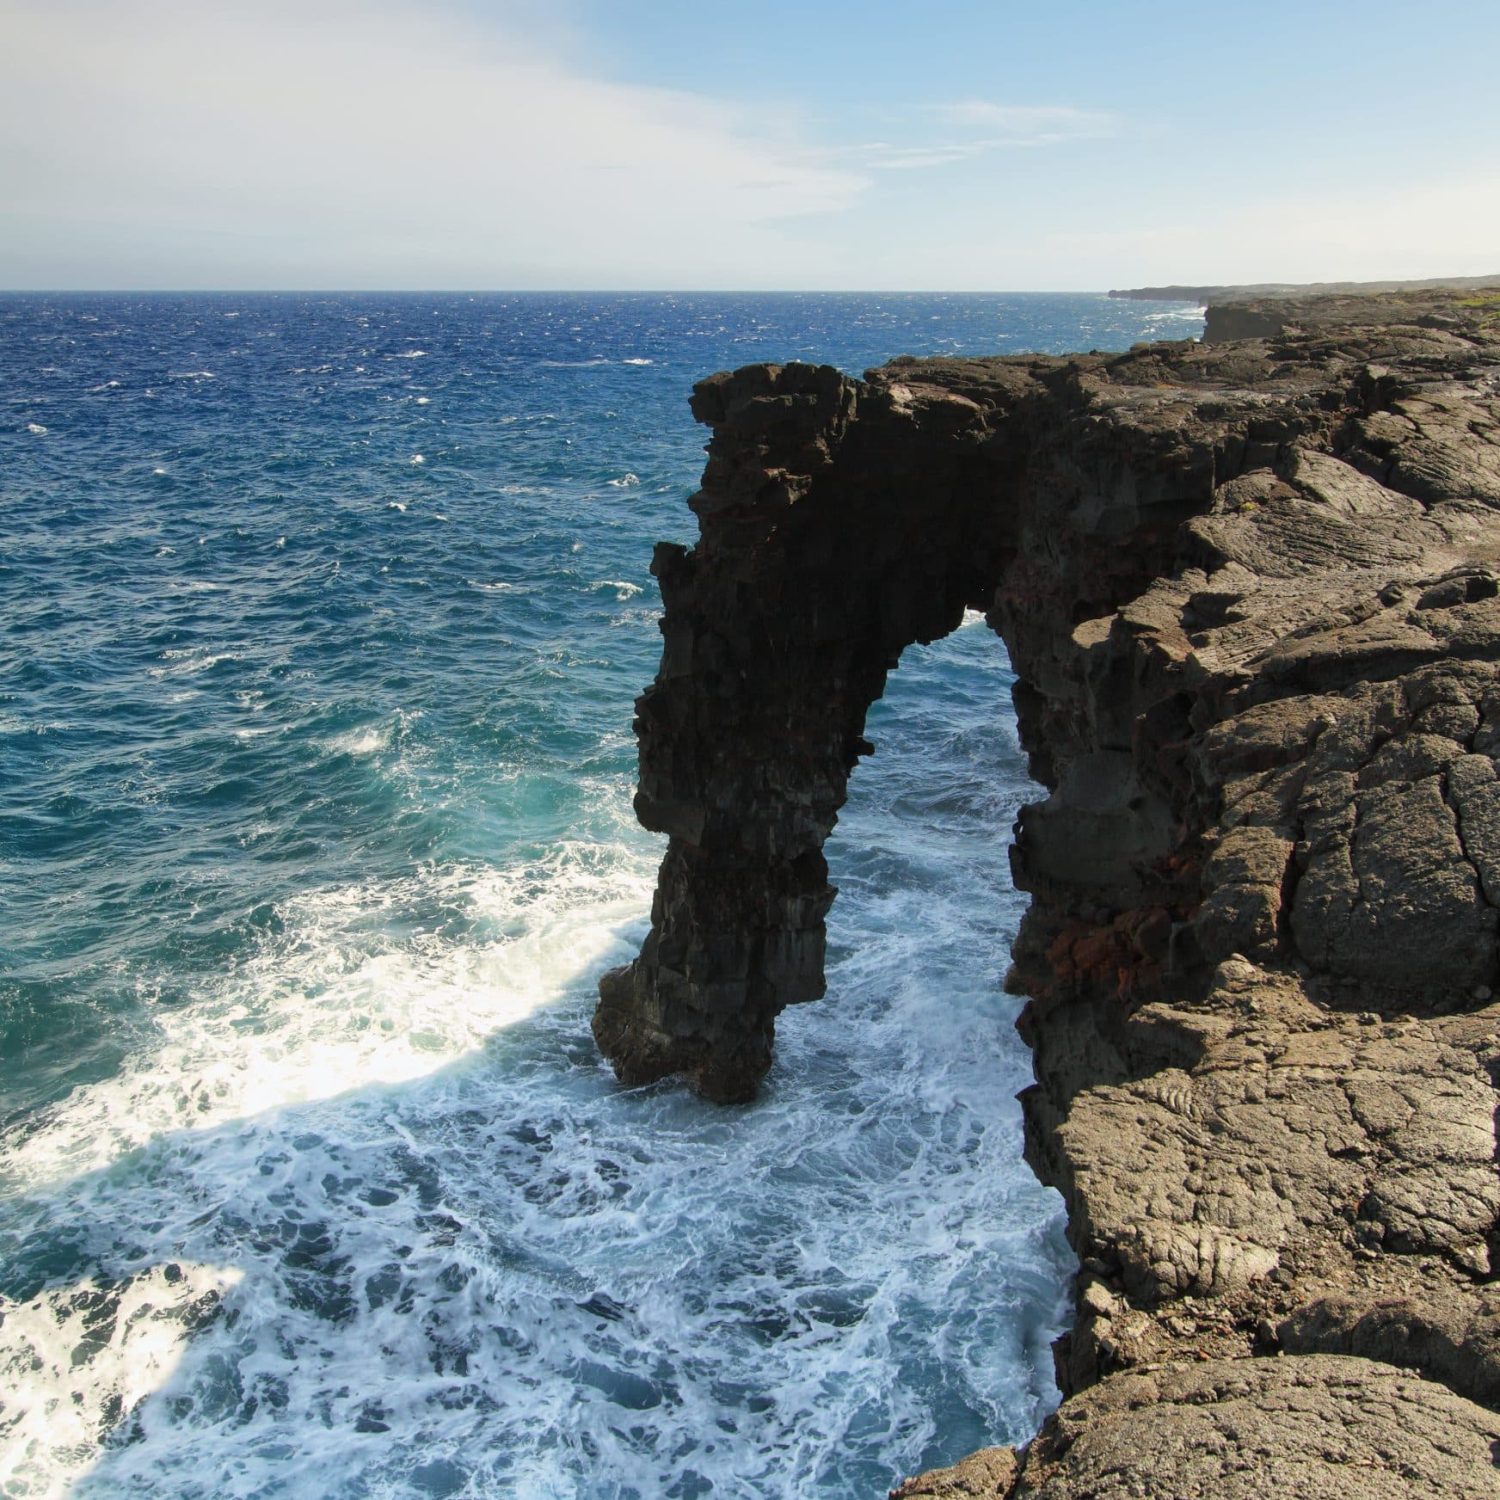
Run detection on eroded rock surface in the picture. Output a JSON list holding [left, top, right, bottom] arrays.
[[995, 1357, 1500, 1499], [896, 1357, 1500, 1499], [597, 288, 1500, 1493]]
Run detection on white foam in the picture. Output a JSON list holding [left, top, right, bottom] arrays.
[[2, 846, 652, 1194], [25, 422, 47, 434], [0, 631, 1065, 1498], [156, 643, 236, 671], [621, 358, 653, 366], [592, 579, 643, 600], [322, 724, 391, 757], [0, 1263, 244, 1499], [409, 454, 425, 466], [606, 473, 640, 488]]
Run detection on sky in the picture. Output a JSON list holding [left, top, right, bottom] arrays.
[[2, 0, 1497, 290]]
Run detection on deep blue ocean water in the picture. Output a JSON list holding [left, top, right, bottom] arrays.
[[0, 292, 1203, 1499]]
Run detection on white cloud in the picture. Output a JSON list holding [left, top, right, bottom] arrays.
[[2, 5, 1488, 293], [0, 0, 867, 286], [854, 144, 982, 172], [837, 102, 1119, 172], [932, 101, 1119, 145]]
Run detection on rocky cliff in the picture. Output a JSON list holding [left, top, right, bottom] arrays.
[[596, 287, 1500, 1495]]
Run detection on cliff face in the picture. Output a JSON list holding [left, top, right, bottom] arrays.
[[596, 290, 1500, 1495]]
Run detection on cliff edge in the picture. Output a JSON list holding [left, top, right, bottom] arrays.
[[596, 287, 1500, 1494]]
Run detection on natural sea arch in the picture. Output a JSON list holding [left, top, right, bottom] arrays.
[[593, 359, 1191, 1102]]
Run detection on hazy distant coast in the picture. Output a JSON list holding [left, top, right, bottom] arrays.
[[1108, 272, 1500, 303]]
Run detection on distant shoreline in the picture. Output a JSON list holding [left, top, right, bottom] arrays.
[[1109, 272, 1500, 303]]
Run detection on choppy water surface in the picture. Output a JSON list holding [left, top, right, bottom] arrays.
[[0, 293, 1202, 1498]]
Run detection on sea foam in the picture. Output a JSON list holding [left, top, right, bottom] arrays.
[[0, 290, 1195, 1499]]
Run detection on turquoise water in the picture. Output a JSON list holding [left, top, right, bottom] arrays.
[[0, 293, 1202, 1498]]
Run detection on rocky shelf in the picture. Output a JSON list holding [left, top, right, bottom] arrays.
[[595, 286, 1500, 1496]]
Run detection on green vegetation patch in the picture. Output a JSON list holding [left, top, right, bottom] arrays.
[[1457, 292, 1500, 328]]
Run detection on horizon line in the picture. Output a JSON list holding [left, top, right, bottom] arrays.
[[0, 286, 1182, 298]]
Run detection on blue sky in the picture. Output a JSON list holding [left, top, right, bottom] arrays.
[[2, 0, 1496, 289]]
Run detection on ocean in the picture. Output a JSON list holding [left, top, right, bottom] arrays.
[[0, 292, 1203, 1499]]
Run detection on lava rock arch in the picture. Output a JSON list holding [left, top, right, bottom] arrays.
[[594, 354, 1199, 1103]]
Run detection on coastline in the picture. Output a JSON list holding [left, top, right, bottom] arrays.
[[1108, 273, 1500, 303], [598, 285, 1500, 1494]]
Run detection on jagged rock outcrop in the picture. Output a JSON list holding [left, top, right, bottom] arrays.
[[596, 287, 1500, 1494]]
